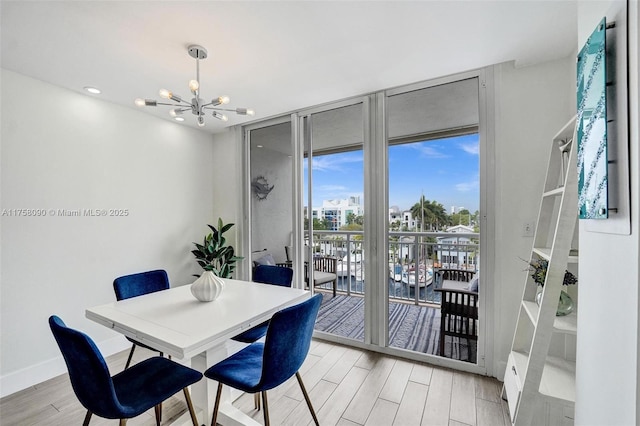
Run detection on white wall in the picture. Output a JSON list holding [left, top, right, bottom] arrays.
[[0, 70, 215, 396], [250, 145, 293, 264], [492, 57, 575, 376], [209, 127, 244, 275], [575, 1, 640, 425]]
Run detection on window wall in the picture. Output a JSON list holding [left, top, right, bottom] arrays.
[[243, 69, 491, 373]]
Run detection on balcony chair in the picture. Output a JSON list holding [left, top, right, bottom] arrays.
[[48, 315, 202, 426], [204, 294, 322, 426], [305, 256, 338, 297], [433, 269, 478, 361], [113, 269, 170, 369]]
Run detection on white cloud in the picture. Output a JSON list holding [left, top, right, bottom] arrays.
[[318, 184, 348, 191], [406, 143, 449, 158], [459, 142, 479, 155], [311, 154, 363, 172], [455, 180, 479, 192]]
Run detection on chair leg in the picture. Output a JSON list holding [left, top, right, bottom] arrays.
[[439, 318, 445, 357], [254, 393, 261, 410], [210, 383, 223, 426], [82, 410, 92, 426], [119, 420, 127, 426], [261, 391, 270, 426], [296, 372, 319, 426], [154, 404, 161, 426], [124, 344, 136, 369], [183, 387, 199, 426]]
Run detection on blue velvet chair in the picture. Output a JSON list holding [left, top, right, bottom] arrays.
[[113, 269, 170, 369], [49, 315, 202, 426], [232, 264, 294, 344], [205, 293, 322, 426]]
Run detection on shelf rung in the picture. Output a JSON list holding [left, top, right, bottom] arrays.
[[532, 247, 551, 260], [543, 187, 565, 197], [511, 351, 576, 405], [532, 247, 579, 263], [522, 301, 577, 334], [539, 355, 576, 404], [553, 312, 577, 335]]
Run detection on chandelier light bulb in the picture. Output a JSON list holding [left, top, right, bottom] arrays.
[[189, 79, 199, 92], [197, 115, 205, 127], [159, 89, 171, 99], [213, 111, 228, 122], [236, 108, 256, 116], [134, 98, 146, 107], [219, 96, 230, 105], [169, 109, 183, 117]]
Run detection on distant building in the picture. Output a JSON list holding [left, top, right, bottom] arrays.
[[312, 196, 363, 230], [389, 206, 402, 224], [435, 224, 477, 269]]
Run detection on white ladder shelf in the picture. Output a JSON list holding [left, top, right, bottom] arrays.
[[503, 116, 579, 426]]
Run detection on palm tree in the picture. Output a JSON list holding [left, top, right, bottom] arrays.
[[410, 196, 447, 231]]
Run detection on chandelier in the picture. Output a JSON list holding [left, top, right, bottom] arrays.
[[135, 45, 254, 127]]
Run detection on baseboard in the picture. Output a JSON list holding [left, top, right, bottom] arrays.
[[495, 360, 507, 382], [0, 335, 129, 398]]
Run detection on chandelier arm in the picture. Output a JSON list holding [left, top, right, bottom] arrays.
[[203, 107, 245, 112], [173, 99, 193, 107]]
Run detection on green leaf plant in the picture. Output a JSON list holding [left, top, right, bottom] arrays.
[[192, 218, 243, 278], [525, 258, 577, 287]]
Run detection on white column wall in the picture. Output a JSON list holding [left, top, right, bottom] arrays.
[[492, 57, 575, 376], [0, 70, 215, 396]]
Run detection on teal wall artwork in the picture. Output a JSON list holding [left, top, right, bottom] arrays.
[[577, 18, 608, 219]]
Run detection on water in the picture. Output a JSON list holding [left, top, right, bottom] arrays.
[[321, 276, 441, 304]]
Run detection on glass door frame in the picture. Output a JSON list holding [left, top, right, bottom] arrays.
[[380, 68, 494, 375], [241, 67, 495, 377], [293, 96, 372, 345]]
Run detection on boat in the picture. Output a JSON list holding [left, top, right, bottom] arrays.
[[337, 250, 363, 278], [401, 267, 433, 287], [389, 264, 403, 282]]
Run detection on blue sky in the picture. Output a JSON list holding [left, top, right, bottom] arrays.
[[304, 133, 479, 213]]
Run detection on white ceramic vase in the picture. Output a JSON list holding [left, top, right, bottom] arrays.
[[190, 271, 225, 302]]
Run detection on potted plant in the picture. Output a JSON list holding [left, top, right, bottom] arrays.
[[192, 218, 243, 278], [190, 219, 243, 302], [526, 258, 577, 315]]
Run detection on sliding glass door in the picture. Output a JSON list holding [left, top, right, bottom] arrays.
[[300, 101, 366, 342], [244, 70, 491, 373]]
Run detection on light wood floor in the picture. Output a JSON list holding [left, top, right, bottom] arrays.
[[0, 340, 509, 426]]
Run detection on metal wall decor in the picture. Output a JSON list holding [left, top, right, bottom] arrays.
[[252, 176, 274, 200]]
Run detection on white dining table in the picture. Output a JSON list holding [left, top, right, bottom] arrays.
[[86, 278, 310, 426]]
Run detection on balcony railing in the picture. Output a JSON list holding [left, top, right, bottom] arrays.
[[307, 229, 479, 305]]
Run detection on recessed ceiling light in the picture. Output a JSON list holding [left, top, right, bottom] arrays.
[[174, 117, 185, 122], [84, 86, 101, 94], [256, 145, 263, 148]]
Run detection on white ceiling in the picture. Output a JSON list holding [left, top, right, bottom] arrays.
[[1, 1, 578, 134]]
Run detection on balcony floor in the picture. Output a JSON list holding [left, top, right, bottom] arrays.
[[314, 291, 477, 363]]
